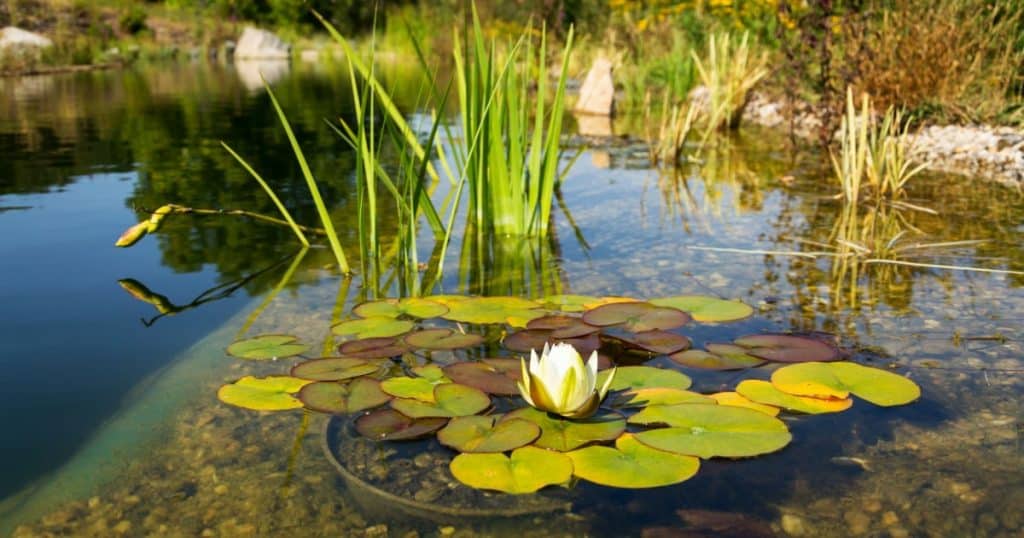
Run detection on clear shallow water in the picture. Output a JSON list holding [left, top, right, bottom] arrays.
[[1, 62, 1023, 537]]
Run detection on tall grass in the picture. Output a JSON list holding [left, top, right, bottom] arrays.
[[646, 92, 697, 166], [691, 31, 768, 133]]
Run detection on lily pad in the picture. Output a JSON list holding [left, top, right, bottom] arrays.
[[443, 359, 522, 395], [226, 334, 308, 360], [290, 358, 381, 381], [631, 403, 792, 458], [355, 408, 448, 441], [353, 298, 448, 319], [502, 329, 601, 355], [380, 375, 449, 402], [526, 315, 600, 338], [404, 328, 484, 350], [583, 302, 691, 332], [611, 388, 714, 408], [771, 362, 921, 407], [332, 317, 415, 339], [670, 344, 766, 370], [542, 294, 602, 313], [583, 296, 641, 309], [598, 366, 692, 392], [736, 380, 852, 414], [614, 330, 692, 355], [442, 296, 544, 325], [298, 378, 391, 414], [390, 383, 491, 418], [337, 337, 407, 359], [437, 416, 541, 453], [423, 295, 468, 307], [410, 364, 449, 382], [709, 392, 780, 416], [733, 334, 841, 363], [449, 446, 573, 494], [505, 407, 626, 451], [568, 433, 700, 488], [217, 376, 311, 411], [650, 296, 754, 323]]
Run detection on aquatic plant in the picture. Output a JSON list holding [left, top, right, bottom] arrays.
[[517, 343, 616, 419], [646, 92, 698, 166], [691, 30, 768, 134]]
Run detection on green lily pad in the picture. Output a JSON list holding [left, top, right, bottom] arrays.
[[442, 296, 544, 325], [443, 359, 522, 395], [598, 366, 692, 392], [526, 315, 600, 338], [355, 408, 448, 441], [611, 388, 714, 408], [670, 344, 766, 370], [337, 337, 408, 359], [502, 329, 601, 355], [449, 446, 573, 494], [771, 362, 921, 407], [568, 433, 700, 488], [226, 334, 308, 360], [380, 375, 449, 402], [390, 383, 491, 418], [542, 294, 602, 313], [733, 334, 841, 363], [736, 380, 852, 414], [650, 296, 754, 322], [410, 364, 449, 382], [424, 295, 468, 307], [332, 317, 416, 339], [217, 376, 311, 411], [290, 358, 381, 381], [582, 302, 691, 332], [505, 407, 626, 451], [353, 298, 449, 319], [631, 403, 792, 458], [437, 416, 541, 453], [614, 330, 692, 355], [297, 378, 391, 414], [709, 392, 780, 416], [404, 328, 484, 350]]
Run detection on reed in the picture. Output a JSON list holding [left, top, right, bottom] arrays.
[[691, 31, 768, 134], [647, 92, 698, 166]]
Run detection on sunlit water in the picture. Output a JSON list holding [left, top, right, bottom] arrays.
[[1, 61, 1022, 537]]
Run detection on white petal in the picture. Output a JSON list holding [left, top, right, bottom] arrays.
[[585, 351, 598, 389], [529, 348, 541, 376]]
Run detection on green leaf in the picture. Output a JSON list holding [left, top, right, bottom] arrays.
[[649, 295, 754, 322], [709, 391, 780, 416], [449, 446, 573, 494], [541, 294, 602, 313], [598, 366, 692, 392], [736, 380, 852, 414], [631, 403, 792, 458], [380, 376, 447, 402], [226, 334, 308, 360], [771, 362, 921, 407], [611, 388, 714, 408], [353, 298, 449, 319], [298, 378, 391, 414], [404, 328, 485, 350], [582, 302, 690, 332], [332, 317, 416, 339], [217, 376, 312, 411], [290, 358, 381, 381], [390, 383, 491, 418], [437, 416, 540, 453], [506, 407, 625, 451], [441, 296, 544, 325], [568, 433, 700, 488]]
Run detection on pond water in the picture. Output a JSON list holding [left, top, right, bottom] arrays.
[[1, 60, 1022, 537]]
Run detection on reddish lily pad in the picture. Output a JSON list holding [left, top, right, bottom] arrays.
[[614, 330, 692, 355], [443, 359, 522, 395], [297, 378, 391, 414], [437, 416, 541, 453], [568, 433, 700, 489], [355, 408, 448, 441], [337, 337, 407, 359], [502, 329, 601, 355], [290, 358, 381, 381], [583, 302, 691, 332], [525, 315, 600, 338], [404, 328, 485, 350], [670, 344, 766, 370], [598, 366, 692, 392], [733, 334, 841, 363], [505, 407, 626, 452], [353, 298, 448, 319], [649, 295, 754, 323], [332, 317, 415, 339], [449, 446, 573, 494], [226, 334, 308, 360], [390, 383, 491, 418]]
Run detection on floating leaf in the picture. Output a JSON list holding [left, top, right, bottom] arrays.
[[437, 416, 540, 453], [670, 344, 766, 370], [542, 294, 602, 312], [583, 296, 641, 309], [226, 334, 308, 360], [353, 298, 448, 319], [771, 362, 921, 407], [380, 376, 447, 402], [733, 334, 841, 363], [650, 296, 754, 322], [568, 433, 700, 488], [502, 329, 601, 355], [449, 446, 573, 494], [736, 380, 852, 414], [443, 359, 522, 395], [709, 392, 780, 416], [614, 330, 692, 355], [337, 337, 407, 359], [506, 407, 626, 451], [410, 364, 449, 382], [599, 366, 692, 392], [390, 383, 491, 418], [332, 317, 415, 339], [611, 388, 713, 408], [424, 294, 468, 307], [298, 378, 391, 414], [355, 408, 447, 441], [631, 404, 792, 458], [404, 328, 484, 350], [526, 315, 600, 338], [217, 376, 311, 411], [442, 296, 544, 325], [290, 358, 381, 381], [583, 302, 691, 332]]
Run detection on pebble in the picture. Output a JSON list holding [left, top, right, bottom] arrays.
[[365, 524, 388, 537], [112, 520, 132, 535], [214, 484, 229, 495], [844, 510, 871, 535], [882, 511, 900, 526], [780, 514, 807, 536]]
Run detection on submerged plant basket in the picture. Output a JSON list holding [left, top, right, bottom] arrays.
[[321, 415, 573, 524]]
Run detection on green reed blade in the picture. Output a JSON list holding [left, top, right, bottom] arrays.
[[220, 142, 309, 247]]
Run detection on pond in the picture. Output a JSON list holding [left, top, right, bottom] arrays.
[[1, 60, 1022, 537]]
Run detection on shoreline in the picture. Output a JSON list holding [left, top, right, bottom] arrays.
[[0, 61, 125, 78]]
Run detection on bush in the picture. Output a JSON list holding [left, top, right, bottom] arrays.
[[119, 6, 148, 35]]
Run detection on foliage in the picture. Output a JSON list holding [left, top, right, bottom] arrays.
[[692, 30, 769, 132]]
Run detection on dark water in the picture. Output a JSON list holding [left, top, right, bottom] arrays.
[[1, 61, 1022, 537]]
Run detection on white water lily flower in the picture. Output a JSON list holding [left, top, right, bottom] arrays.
[[517, 342, 616, 419]]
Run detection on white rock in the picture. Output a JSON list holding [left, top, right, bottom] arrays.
[[575, 57, 615, 116], [0, 26, 53, 49], [234, 27, 290, 60]]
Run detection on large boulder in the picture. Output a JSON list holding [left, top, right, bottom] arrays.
[[574, 57, 615, 116], [233, 27, 290, 60], [0, 26, 53, 51]]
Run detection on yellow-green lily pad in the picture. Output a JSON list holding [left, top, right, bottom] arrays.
[[631, 403, 792, 458], [736, 380, 852, 414], [709, 392, 780, 416], [583, 302, 691, 332], [542, 294, 602, 312], [598, 366, 692, 392], [441, 296, 544, 325], [771, 362, 921, 407], [449, 446, 572, 494], [404, 328, 485, 350], [332, 317, 415, 339], [505, 407, 626, 451], [290, 358, 381, 381], [226, 334, 308, 360], [217, 376, 312, 411], [568, 433, 700, 488], [353, 298, 449, 319], [611, 388, 714, 408], [390, 383, 491, 418], [380, 373, 450, 402], [650, 295, 754, 322], [355, 408, 448, 441], [298, 378, 391, 414], [437, 416, 541, 453]]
